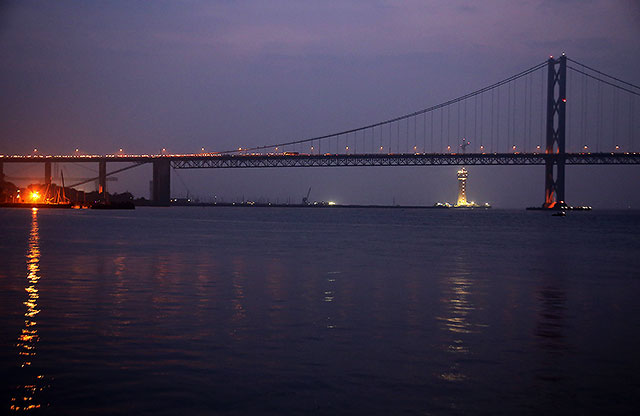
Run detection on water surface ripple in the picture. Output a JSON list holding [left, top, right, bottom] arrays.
[[1, 207, 639, 415]]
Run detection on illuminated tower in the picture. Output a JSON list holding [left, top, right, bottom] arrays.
[[456, 167, 468, 207]]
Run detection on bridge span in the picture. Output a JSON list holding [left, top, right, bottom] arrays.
[[1, 55, 639, 207], [1, 152, 639, 206]]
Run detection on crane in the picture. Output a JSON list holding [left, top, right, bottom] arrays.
[[302, 187, 311, 205]]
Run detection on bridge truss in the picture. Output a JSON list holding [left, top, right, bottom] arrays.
[[171, 152, 640, 169]]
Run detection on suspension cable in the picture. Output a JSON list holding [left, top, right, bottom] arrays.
[[216, 61, 548, 154], [567, 58, 640, 91], [568, 66, 640, 97]]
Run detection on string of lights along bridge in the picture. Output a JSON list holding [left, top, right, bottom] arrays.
[[1, 54, 639, 208]]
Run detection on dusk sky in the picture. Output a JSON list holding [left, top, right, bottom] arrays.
[[1, 0, 639, 207]]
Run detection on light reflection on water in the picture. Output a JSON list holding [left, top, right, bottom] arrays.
[[10, 208, 47, 412], [1, 207, 640, 414], [324, 272, 338, 329], [437, 254, 480, 383], [230, 257, 247, 339]]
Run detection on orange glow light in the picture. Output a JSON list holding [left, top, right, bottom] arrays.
[[30, 192, 40, 202]]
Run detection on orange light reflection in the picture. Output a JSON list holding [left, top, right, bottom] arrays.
[[11, 208, 47, 411]]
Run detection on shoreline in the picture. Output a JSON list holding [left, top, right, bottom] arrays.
[[163, 202, 492, 209]]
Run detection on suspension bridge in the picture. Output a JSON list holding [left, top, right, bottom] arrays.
[[1, 54, 639, 207]]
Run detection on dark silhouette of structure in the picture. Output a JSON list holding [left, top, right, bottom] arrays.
[[1, 55, 638, 207]]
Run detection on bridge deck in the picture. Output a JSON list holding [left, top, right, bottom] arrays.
[[1, 152, 639, 167]]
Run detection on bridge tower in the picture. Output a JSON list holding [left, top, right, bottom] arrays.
[[543, 55, 567, 208], [152, 159, 171, 206]]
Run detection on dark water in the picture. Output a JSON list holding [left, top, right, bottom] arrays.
[[1, 207, 639, 415]]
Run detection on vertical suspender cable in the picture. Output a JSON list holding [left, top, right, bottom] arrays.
[[628, 93, 633, 151], [513, 79, 516, 150], [463, 98, 467, 141], [580, 71, 585, 148], [447, 106, 451, 150], [457, 101, 461, 142], [415, 115, 418, 151], [631, 94, 635, 152], [540, 67, 544, 149], [353, 130, 356, 154], [613, 89, 618, 149], [528, 73, 533, 151], [480, 93, 484, 149], [584, 72, 589, 149], [530, 73, 533, 151], [430, 111, 434, 153], [567, 68, 572, 151], [524, 75, 528, 151], [507, 82, 512, 149], [529, 72, 534, 151], [490, 89, 494, 152], [405, 117, 408, 152], [397, 120, 400, 153], [474, 95, 478, 148], [440, 108, 444, 152], [496, 86, 501, 152], [423, 112, 426, 152], [521, 77, 529, 152], [597, 81, 602, 152], [406, 117, 409, 152]]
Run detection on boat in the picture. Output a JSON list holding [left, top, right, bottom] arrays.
[[91, 201, 135, 210]]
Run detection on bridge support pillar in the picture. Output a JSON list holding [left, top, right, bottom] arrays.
[[44, 161, 52, 186], [152, 159, 171, 206], [543, 54, 567, 209], [0, 162, 4, 200], [98, 161, 107, 200]]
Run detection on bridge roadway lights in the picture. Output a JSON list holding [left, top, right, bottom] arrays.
[[152, 159, 171, 206]]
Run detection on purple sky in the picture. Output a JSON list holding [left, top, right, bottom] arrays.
[[1, 0, 639, 207]]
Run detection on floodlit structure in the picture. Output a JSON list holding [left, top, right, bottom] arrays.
[[456, 167, 469, 207], [434, 166, 490, 208]]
